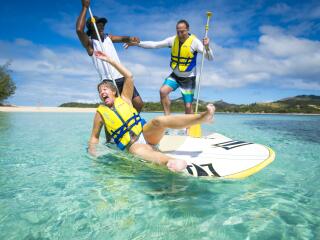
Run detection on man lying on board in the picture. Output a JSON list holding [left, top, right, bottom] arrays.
[[88, 51, 216, 172]]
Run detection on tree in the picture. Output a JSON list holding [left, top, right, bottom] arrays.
[[0, 62, 16, 103]]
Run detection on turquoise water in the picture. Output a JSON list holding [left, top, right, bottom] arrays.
[[0, 112, 319, 239]]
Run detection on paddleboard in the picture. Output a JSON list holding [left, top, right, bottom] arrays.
[[158, 133, 275, 179]]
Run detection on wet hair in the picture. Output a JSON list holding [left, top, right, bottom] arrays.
[[97, 80, 118, 96], [176, 19, 189, 29]]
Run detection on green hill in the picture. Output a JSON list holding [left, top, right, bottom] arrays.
[[143, 98, 208, 112], [59, 95, 320, 114], [59, 102, 99, 108]]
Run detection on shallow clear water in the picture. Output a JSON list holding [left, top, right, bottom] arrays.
[[0, 112, 319, 239]]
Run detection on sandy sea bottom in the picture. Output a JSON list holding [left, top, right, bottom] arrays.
[[0, 112, 319, 239]]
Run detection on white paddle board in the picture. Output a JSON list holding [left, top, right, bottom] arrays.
[[158, 133, 275, 179]]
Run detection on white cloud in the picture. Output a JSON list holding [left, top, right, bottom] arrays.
[[1, 20, 319, 106], [0, 39, 100, 106], [47, 0, 253, 45], [198, 25, 320, 90], [285, 79, 320, 90], [259, 26, 319, 57], [267, 3, 291, 15], [14, 38, 33, 46], [310, 6, 320, 18], [44, 13, 78, 40], [267, 1, 320, 22]]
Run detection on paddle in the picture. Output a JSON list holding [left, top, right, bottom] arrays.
[[188, 11, 212, 138], [88, 6, 120, 96]]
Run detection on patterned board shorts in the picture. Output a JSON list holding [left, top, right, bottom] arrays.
[[163, 72, 196, 103]]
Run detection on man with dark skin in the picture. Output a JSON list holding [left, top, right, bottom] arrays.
[[76, 0, 143, 112]]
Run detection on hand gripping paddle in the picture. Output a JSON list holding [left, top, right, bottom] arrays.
[[188, 11, 212, 138]]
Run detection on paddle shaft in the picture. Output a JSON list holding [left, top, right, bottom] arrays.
[[88, 7, 120, 96], [195, 13, 212, 113]]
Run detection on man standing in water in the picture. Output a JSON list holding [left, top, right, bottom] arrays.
[[76, 0, 143, 112], [125, 19, 213, 115]]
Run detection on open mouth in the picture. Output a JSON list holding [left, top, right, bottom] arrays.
[[103, 95, 110, 104]]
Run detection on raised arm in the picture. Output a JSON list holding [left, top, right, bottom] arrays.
[[94, 51, 134, 104], [76, 0, 94, 56]]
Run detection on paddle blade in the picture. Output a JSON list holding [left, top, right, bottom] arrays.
[[188, 124, 202, 138]]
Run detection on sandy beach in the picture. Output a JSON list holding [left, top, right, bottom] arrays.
[[0, 106, 96, 112]]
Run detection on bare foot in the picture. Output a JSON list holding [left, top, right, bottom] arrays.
[[203, 104, 215, 123], [167, 159, 187, 172]]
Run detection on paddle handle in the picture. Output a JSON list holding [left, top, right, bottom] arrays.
[[195, 11, 212, 113], [88, 7, 120, 96]]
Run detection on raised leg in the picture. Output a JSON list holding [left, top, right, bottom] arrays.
[[143, 104, 215, 145]]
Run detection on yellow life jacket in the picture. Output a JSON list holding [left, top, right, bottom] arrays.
[[170, 34, 197, 72], [97, 97, 143, 150]]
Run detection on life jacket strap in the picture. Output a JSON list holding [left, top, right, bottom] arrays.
[[111, 113, 142, 144]]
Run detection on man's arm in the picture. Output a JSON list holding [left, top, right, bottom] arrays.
[[109, 35, 140, 44], [124, 36, 174, 49], [94, 51, 134, 105], [76, 0, 94, 56], [194, 37, 213, 60], [88, 112, 103, 156]]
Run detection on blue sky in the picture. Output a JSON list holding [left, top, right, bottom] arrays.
[[0, 0, 319, 106]]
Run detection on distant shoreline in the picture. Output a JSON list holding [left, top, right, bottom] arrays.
[[145, 111, 320, 116], [1, 106, 319, 115], [0, 106, 96, 112]]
